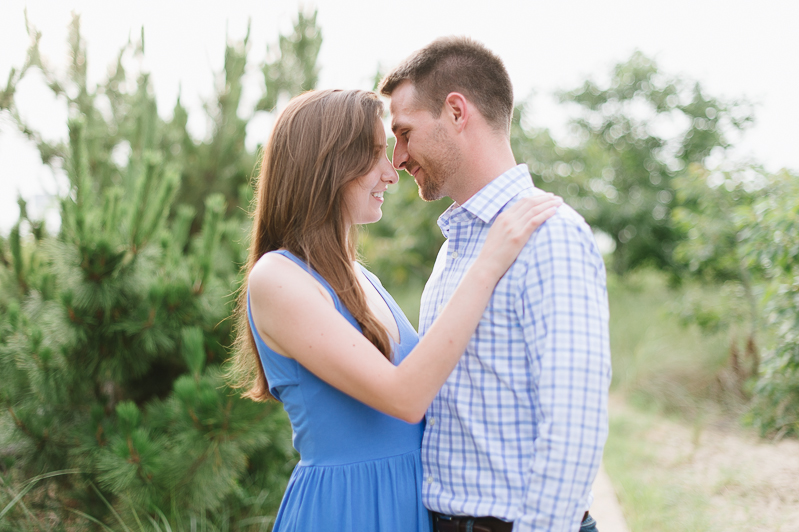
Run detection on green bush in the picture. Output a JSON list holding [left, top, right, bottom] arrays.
[[744, 172, 799, 437]]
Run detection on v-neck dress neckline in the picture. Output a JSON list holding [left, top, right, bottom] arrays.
[[357, 262, 402, 346]]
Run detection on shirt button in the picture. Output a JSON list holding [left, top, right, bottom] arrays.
[[427, 476, 434, 484], [429, 417, 435, 426], [451, 250, 459, 259]]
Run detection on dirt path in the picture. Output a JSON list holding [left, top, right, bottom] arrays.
[[591, 463, 630, 532], [651, 417, 799, 530], [608, 397, 799, 531]]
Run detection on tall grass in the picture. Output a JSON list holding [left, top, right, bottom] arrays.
[[607, 269, 745, 419]]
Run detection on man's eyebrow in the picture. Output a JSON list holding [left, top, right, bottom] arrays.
[[390, 116, 409, 134]]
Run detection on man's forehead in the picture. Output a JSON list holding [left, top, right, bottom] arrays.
[[389, 82, 422, 132], [388, 82, 417, 112]]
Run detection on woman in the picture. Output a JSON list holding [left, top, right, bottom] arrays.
[[231, 89, 561, 531]]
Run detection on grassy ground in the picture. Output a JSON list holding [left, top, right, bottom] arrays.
[[603, 400, 711, 532], [604, 392, 799, 531], [602, 270, 792, 531]]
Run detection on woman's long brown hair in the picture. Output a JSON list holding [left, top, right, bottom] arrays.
[[230, 89, 391, 401]]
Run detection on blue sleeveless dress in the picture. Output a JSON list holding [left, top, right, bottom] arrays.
[[247, 250, 432, 532]]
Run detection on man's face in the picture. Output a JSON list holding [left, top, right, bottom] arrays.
[[389, 81, 461, 202]]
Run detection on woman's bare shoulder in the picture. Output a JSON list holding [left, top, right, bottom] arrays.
[[248, 251, 332, 305]]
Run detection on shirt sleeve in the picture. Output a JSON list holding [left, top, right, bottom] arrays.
[[512, 210, 611, 531]]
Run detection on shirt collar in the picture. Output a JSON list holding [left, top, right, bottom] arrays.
[[437, 164, 534, 237]]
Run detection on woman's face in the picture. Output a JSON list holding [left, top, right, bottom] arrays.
[[343, 123, 398, 227]]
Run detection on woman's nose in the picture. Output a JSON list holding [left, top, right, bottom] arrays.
[[382, 157, 399, 184]]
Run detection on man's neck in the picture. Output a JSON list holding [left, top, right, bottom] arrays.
[[449, 138, 518, 205]]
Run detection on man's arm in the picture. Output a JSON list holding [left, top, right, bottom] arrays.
[[513, 210, 611, 531]]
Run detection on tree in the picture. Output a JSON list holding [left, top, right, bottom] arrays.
[[257, 10, 322, 112], [513, 51, 754, 274], [669, 161, 799, 435], [0, 10, 323, 528], [670, 163, 767, 393]]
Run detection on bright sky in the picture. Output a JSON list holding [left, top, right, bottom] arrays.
[[1, 0, 797, 232]]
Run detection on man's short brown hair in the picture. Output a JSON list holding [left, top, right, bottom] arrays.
[[378, 36, 513, 133]]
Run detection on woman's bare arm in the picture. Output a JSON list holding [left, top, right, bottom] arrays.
[[248, 194, 562, 422]]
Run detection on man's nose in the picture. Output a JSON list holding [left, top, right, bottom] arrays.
[[392, 142, 407, 170]]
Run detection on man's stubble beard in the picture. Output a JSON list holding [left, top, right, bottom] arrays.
[[415, 123, 461, 202]]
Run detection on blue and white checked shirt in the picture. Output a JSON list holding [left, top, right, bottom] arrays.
[[420, 164, 611, 532]]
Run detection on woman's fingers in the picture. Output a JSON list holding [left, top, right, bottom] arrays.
[[486, 195, 560, 248], [492, 198, 560, 241], [506, 194, 563, 231], [527, 205, 561, 229], [478, 193, 564, 278], [508, 194, 561, 219]]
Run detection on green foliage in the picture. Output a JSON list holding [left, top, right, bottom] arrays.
[[513, 51, 754, 274], [670, 164, 765, 382], [666, 163, 799, 435], [605, 270, 738, 415], [170, 30, 255, 226], [0, 125, 294, 528], [743, 172, 799, 437], [0, 10, 323, 529], [257, 10, 323, 111]]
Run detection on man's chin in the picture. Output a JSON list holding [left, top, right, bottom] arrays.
[[414, 171, 445, 201], [417, 186, 443, 202]]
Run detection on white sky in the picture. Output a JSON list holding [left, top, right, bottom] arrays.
[[1, 0, 798, 232]]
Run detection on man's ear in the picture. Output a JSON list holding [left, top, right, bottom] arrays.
[[443, 92, 469, 132]]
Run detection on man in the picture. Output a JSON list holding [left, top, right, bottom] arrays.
[[379, 37, 611, 532]]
